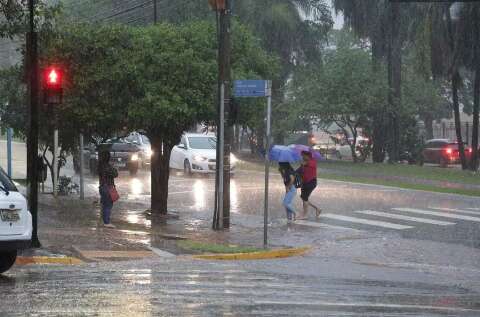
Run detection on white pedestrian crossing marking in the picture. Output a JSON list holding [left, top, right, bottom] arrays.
[[355, 210, 455, 226], [394, 208, 480, 223], [294, 220, 361, 231], [467, 207, 480, 211], [320, 213, 413, 230], [429, 207, 480, 216]]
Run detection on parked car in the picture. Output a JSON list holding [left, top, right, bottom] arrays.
[[418, 139, 472, 167], [169, 133, 238, 175], [0, 167, 32, 274], [124, 132, 152, 169], [335, 136, 370, 161], [90, 139, 141, 176]]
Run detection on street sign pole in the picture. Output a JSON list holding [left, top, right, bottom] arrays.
[[79, 134, 85, 200], [234, 79, 272, 247], [7, 128, 13, 178], [264, 90, 271, 248]]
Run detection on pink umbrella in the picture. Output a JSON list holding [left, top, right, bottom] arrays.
[[289, 144, 324, 161]]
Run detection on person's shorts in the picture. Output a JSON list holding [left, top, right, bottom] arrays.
[[301, 179, 317, 201]]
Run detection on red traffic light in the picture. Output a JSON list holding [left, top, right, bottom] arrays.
[[42, 66, 64, 105], [43, 66, 63, 88]]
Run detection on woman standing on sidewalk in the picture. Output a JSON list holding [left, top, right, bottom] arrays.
[[297, 151, 321, 220], [98, 150, 118, 228], [279, 162, 297, 222]]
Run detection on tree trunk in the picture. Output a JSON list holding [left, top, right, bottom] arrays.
[[387, 1, 402, 163], [372, 115, 386, 163], [470, 64, 480, 171], [150, 136, 171, 215], [371, 40, 386, 163], [452, 71, 468, 169]]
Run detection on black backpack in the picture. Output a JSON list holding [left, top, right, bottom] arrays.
[[293, 171, 302, 188]]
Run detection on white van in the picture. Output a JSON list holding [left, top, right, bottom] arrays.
[[0, 167, 32, 273]]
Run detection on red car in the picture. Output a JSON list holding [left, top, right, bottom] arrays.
[[419, 139, 472, 167]]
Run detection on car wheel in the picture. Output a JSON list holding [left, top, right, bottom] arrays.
[[440, 157, 448, 168], [184, 160, 192, 176], [0, 250, 17, 274]]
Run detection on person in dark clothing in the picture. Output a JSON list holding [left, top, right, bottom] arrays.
[[296, 151, 321, 220], [98, 150, 118, 228], [278, 162, 297, 221]]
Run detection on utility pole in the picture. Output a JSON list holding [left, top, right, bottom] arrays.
[[26, 0, 41, 248], [210, 0, 231, 229]]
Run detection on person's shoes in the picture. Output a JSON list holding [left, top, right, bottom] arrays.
[[296, 215, 308, 220], [103, 223, 116, 228], [315, 208, 322, 218]]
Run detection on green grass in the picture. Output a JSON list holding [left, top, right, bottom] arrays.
[[320, 173, 480, 197], [237, 159, 480, 196], [177, 240, 263, 254], [319, 160, 480, 185]]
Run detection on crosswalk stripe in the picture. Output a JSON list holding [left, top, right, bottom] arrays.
[[394, 208, 480, 223], [294, 220, 361, 231], [467, 207, 480, 211], [429, 207, 480, 216], [320, 213, 413, 230], [355, 210, 455, 226]]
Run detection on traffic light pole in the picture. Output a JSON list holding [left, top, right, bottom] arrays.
[[27, 0, 41, 248], [213, 0, 232, 230]]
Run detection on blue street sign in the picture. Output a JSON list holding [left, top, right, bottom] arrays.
[[234, 80, 270, 98]]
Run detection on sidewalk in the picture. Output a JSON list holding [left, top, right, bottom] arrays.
[[27, 191, 350, 262]]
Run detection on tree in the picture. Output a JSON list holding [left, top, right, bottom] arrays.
[[126, 21, 278, 216], [333, 0, 420, 163], [288, 32, 388, 162]]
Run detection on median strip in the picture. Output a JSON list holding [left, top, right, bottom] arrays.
[[192, 246, 311, 261], [15, 256, 83, 265]]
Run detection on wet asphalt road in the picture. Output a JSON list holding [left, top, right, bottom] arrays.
[[2, 256, 480, 316], [78, 167, 480, 249], [3, 164, 480, 315]]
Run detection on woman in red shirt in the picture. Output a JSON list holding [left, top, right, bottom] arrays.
[[297, 151, 321, 219]]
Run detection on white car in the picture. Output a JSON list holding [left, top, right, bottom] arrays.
[[336, 136, 370, 161], [0, 167, 32, 273], [170, 133, 238, 175]]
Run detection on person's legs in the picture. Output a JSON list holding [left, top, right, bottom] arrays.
[[283, 187, 296, 220], [100, 185, 113, 225], [298, 180, 318, 219]]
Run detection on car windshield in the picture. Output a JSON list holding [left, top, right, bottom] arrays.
[[188, 137, 216, 149], [0, 168, 18, 192], [141, 135, 150, 145]]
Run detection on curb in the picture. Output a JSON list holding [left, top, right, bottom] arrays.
[[15, 256, 83, 265], [191, 246, 311, 261]]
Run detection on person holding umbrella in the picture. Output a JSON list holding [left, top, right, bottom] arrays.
[[278, 162, 297, 222], [296, 150, 321, 219], [269, 145, 302, 222]]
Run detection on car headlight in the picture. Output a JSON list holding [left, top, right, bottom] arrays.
[[145, 149, 153, 157], [193, 155, 208, 162], [230, 154, 238, 164], [131, 154, 139, 161]]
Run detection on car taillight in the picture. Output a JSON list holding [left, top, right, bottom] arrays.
[[445, 148, 453, 155], [468, 148, 472, 153]]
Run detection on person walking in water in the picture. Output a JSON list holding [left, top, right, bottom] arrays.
[[98, 150, 118, 228], [279, 162, 297, 222], [297, 151, 321, 220]]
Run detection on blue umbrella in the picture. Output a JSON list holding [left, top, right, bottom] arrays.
[[269, 145, 302, 162]]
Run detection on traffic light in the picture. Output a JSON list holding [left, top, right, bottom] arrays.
[[42, 66, 63, 105]]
